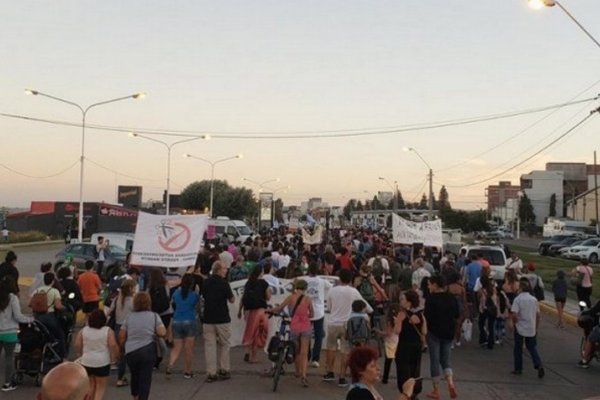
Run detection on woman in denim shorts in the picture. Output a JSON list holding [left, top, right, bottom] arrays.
[[270, 279, 314, 387], [166, 274, 199, 378]]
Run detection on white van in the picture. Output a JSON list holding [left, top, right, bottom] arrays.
[[208, 217, 252, 242], [90, 232, 135, 252]]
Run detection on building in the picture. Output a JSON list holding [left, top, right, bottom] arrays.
[[491, 198, 519, 225], [485, 181, 521, 214], [565, 187, 600, 225], [520, 170, 564, 226], [546, 162, 588, 214]]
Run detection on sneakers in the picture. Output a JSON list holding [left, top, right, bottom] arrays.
[[537, 366, 545, 379], [206, 374, 219, 383], [183, 372, 193, 379], [577, 360, 590, 369], [337, 378, 348, 387], [1, 382, 17, 392], [310, 361, 320, 368], [217, 370, 231, 381], [322, 372, 335, 382]]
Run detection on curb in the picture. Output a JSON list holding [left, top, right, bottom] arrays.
[[539, 301, 579, 326], [0, 240, 64, 250]]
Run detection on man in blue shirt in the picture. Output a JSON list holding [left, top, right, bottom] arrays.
[[464, 254, 482, 317]]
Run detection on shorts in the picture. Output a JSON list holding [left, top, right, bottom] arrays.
[[172, 320, 198, 339], [588, 326, 600, 344], [325, 325, 350, 354], [554, 297, 566, 304], [290, 330, 312, 341], [82, 301, 99, 314], [84, 364, 110, 377]]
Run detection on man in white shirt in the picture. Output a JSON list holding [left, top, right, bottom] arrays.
[[411, 258, 431, 289], [510, 278, 544, 378], [219, 245, 234, 269], [323, 269, 373, 387], [304, 262, 333, 368], [506, 253, 523, 275]]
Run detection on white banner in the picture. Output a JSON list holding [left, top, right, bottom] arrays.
[[392, 214, 443, 248], [301, 225, 323, 245], [228, 275, 338, 347], [130, 212, 209, 268]]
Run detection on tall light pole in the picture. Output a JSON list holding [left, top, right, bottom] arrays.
[[25, 89, 146, 242], [528, 0, 600, 50], [185, 154, 243, 218], [378, 176, 398, 215], [516, 190, 524, 240], [130, 133, 209, 215], [403, 147, 434, 220]]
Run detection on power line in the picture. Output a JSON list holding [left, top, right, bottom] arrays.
[[86, 158, 165, 182], [0, 159, 79, 179], [0, 97, 597, 140], [444, 108, 599, 188]]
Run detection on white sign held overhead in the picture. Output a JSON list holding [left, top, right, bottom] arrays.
[[130, 212, 209, 268], [392, 214, 443, 248]]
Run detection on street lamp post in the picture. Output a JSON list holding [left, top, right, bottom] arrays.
[[130, 133, 209, 215], [378, 176, 399, 215], [403, 147, 434, 220], [185, 154, 243, 218], [25, 89, 146, 242], [528, 0, 600, 50], [516, 191, 524, 240]]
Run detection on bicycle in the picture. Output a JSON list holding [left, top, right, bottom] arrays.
[[266, 311, 296, 392]]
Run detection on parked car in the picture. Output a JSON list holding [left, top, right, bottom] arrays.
[[557, 240, 584, 257], [55, 243, 127, 279], [562, 238, 600, 263], [461, 244, 508, 281], [548, 236, 583, 256], [538, 235, 577, 256]]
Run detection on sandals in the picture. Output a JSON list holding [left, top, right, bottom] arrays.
[[301, 377, 309, 387], [448, 384, 458, 399]]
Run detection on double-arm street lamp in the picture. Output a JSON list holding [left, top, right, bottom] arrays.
[[130, 133, 210, 215], [25, 89, 146, 242], [528, 0, 600, 50], [184, 154, 243, 218], [378, 176, 399, 214], [242, 177, 280, 191], [403, 147, 434, 220]]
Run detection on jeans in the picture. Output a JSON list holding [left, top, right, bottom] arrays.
[[311, 317, 324, 362], [513, 331, 542, 372], [126, 343, 156, 400], [0, 341, 16, 383], [478, 311, 495, 349], [203, 323, 231, 375], [114, 324, 127, 380], [426, 333, 453, 382]]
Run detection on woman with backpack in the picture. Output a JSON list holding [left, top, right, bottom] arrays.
[[573, 259, 594, 310], [269, 279, 314, 387], [238, 265, 271, 364], [0, 276, 33, 392]]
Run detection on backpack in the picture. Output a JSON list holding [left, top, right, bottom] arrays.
[[150, 286, 170, 314], [372, 257, 385, 280], [533, 276, 545, 301], [31, 289, 49, 314], [346, 316, 370, 346], [358, 278, 375, 306], [484, 293, 498, 316], [229, 265, 248, 282]]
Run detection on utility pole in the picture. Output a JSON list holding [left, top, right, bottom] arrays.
[[595, 151, 599, 235], [428, 168, 434, 220]]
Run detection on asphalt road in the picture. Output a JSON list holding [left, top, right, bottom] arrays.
[[4, 240, 600, 400]]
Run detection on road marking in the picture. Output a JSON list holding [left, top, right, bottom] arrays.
[[18, 276, 33, 287]]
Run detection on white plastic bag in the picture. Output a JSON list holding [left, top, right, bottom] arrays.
[[461, 319, 473, 343]]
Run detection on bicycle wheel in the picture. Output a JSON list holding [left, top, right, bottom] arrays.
[[272, 348, 286, 392]]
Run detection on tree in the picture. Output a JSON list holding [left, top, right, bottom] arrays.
[[343, 199, 356, 220], [396, 189, 405, 209], [549, 193, 557, 217], [371, 195, 381, 210], [180, 180, 255, 219], [518, 193, 536, 224], [356, 201, 364, 211], [419, 194, 428, 210], [438, 185, 451, 210]]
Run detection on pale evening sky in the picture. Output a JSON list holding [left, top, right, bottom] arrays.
[[1, 1, 599, 210]]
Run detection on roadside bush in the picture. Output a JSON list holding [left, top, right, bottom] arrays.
[[5, 230, 48, 243]]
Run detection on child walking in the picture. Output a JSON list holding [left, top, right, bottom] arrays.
[[552, 270, 568, 328]]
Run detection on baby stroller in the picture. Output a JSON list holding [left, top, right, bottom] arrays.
[[12, 320, 62, 386]]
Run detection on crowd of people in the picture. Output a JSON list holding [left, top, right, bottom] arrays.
[[0, 226, 596, 400]]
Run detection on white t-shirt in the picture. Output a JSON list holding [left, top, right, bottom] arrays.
[[263, 274, 283, 295], [219, 251, 234, 269], [32, 285, 61, 312], [511, 292, 539, 337], [327, 285, 373, 326], [412, 268, 431, 288], [506, 258, 523, 272], [304, 276, 333, 321]]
